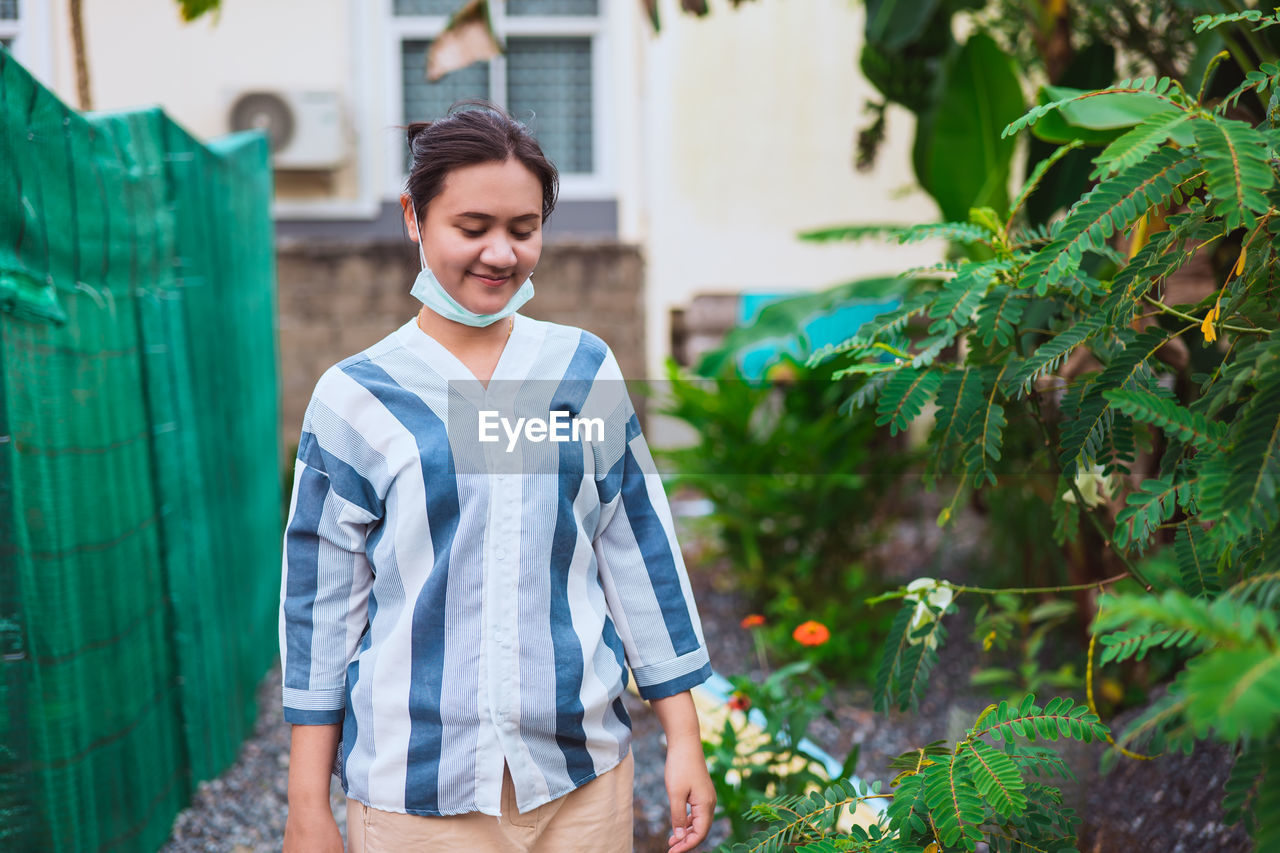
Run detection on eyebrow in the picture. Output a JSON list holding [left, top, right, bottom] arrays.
[[456, 212, 541, 223]]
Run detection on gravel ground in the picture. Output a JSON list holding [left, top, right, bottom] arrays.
[[162, 497, 1253, 852]]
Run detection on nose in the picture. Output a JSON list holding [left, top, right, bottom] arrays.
[[479, 234, 517, 268]]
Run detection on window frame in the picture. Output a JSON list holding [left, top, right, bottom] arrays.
[[383, 0, 614, 202], [0, 0, 52, 85]]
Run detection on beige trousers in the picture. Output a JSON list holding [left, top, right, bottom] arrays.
[[346, 751, 634, 852]]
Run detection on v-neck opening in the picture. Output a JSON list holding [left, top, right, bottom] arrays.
[[398, 314, 528, 401]]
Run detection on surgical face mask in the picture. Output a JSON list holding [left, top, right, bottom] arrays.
[[408, 200, 534, 328]]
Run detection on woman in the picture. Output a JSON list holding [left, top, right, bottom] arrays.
[[281, 103, 715, 853]]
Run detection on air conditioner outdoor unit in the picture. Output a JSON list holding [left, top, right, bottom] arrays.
[[228, 90, 346, 170]]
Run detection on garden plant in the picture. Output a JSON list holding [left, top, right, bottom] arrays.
[[715, 8, 1280, 853]]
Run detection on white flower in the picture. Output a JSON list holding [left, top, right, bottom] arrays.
[[1062, 464, 1113, 508], [902, 578, 954, 646]]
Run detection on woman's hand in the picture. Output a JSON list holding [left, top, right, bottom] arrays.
[[284, 803, 344, 853], [663, 736, 715, 852], [650, 691, 716, 852]]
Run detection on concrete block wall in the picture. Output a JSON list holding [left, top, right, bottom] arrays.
[[275, 240, 646, 453]]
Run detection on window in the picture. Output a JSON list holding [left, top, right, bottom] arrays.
[[391, 0, 606, 194], [0, 0, 19, 49]]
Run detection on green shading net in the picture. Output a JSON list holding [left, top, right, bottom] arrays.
[[0, 49, 281, 852]]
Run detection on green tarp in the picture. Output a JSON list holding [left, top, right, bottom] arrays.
[[0, 49, 281, 852]]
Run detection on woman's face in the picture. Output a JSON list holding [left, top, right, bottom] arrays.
[[405, 158, 544, 319]]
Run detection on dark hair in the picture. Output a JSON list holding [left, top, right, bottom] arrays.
[[405, 101, 559, 224]]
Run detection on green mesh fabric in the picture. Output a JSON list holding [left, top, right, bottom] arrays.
[[0, 51, 281, 852]]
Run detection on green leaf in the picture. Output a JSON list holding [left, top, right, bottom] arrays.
[[1191, 117, 1274, 231], [1059, 327, 1168, 477], [864, 0, 943, 51], [922, 754, 985, 849], [1090, 109, 1196, 179], [1046, 81, 1181, 130], [1174, 521, 1221, 598], [931, 367, 987, 471], [975, 286, 1027, 347], [1200, 373, 1280, 536], [1020, 148, 1199, 294], [963, 741, 1027, 818], [876, 368, 944, 435], [1113, 475, 1186, 550], [928, 261, 1006, 334], [1182, 644, 1280, 740], [918, 33, 1024, 221], [1104, 388, 1229, 450], [1013, 315, 1105, 392]]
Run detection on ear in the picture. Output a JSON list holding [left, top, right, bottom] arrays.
[[400, 193, 420, 242]]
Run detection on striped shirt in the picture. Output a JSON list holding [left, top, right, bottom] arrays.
[[280, 314, 711, 817]]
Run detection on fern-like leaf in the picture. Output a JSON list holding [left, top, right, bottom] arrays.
[[928, 261, 1008, 335], [1002, 80, 1183, 139], [1182, 642, 1280, 740], [1012, 315, 1105, 392], [963, 386, 1007, 487], [1192, 117, 1275, 230], [931, 368, 987, 473], [1104, 388, 1229, 450], [1098, 628, 1198, 665], [1200, 373, 1280, 536], [1019, 149, 1199, 294], [1090, 109, 1195, 179], [875, 368, 943, 436], [1217, 62, 1280, 113], [1252, 744, 1280, 851], [963, 741, 1027, 818], [873, 603, 914, 714], [974, 695, 1108, 745], [1193, 10, 1277, 34], [921, 754, 985, 850], [1224, 744, 1266, 833], [1174, 521, 1221, 598], [1113, 475, 1187, 551], [976, 286, 1027, 348], [1059, 328, 1167, 477]]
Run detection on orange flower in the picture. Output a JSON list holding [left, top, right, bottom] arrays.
[[740, 614, 766, 629], [793, 620, 830, 647], [727, 692, 751, 712]]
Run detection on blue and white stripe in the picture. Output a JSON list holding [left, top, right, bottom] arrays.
[[280, 315, 711, 817]]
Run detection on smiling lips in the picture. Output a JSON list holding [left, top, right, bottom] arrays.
[[469, 270, 512, 287]]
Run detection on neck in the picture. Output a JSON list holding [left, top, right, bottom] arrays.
[[416, 306, 512, 352]]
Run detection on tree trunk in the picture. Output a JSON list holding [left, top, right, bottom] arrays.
[[69, 0, 92, 110]]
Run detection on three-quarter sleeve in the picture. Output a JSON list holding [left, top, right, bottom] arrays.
[[279, 379, 381, 724], [590, 353, 712, 701]]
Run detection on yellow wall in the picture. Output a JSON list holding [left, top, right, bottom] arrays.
[[638, 0, 942, 376]]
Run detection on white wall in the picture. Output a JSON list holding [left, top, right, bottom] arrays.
[[42, 0, 380, 216], [637, 0, 942, 377]]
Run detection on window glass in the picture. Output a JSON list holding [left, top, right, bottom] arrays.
[[402, 39, 491, 121], [402, 40, 491, 168], [393, 0, 460, 16], [506, 0, 598, 15], [0, 0, 18, 21], [507, 37, 592, 173]]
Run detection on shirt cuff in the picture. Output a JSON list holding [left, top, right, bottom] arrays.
[[632, 647, 712, 700], [283, 685, 346, 725]]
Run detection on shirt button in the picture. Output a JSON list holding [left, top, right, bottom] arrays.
[[496, 548, 507, 560]]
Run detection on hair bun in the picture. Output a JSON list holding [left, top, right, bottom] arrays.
[[406, 121, 433, 148]]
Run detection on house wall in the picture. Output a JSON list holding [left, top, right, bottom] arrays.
[[638, 0, 943, 377]]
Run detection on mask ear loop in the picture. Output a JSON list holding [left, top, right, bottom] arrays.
[[410, 199, 428, 270]]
